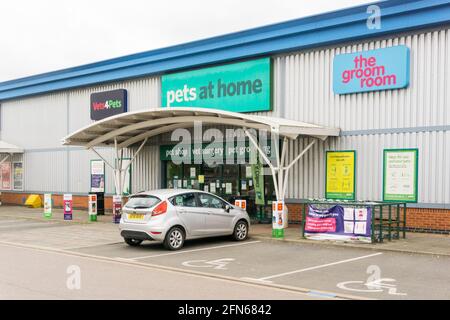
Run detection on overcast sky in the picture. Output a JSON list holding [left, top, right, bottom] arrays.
[[0, 0, 375, 82]]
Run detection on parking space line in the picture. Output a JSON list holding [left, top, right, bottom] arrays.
[[126, 240, 262, 260], [253, 252, 383, 281]]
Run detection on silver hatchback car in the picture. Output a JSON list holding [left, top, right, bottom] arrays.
[[119, 189, 251, 250]]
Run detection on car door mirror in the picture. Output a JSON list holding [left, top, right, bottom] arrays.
[[225, 204, 231, 213]]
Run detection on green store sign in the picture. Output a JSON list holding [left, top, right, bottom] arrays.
[[161, 58, 272, 113]]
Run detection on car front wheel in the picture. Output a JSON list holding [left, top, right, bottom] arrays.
[[233, 220, 248, 241]]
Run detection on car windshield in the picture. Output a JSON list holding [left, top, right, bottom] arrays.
[[125, 195, 161, 209]]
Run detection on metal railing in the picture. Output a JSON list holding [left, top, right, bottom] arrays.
[[301, 200, 407, 243]]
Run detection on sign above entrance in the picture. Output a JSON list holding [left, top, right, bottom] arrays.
[[161, 58, 272, 113], [90, 89, 128, 121], [160, 142, 274, 163], [333, 45, 410, 94]]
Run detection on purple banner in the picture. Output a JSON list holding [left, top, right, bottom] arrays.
[[305, 205, 372, 242]]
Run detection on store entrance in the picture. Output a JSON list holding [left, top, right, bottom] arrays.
[[163, 161, 274, 221]]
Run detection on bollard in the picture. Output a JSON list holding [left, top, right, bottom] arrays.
[[44, 193, 52, 218], [88, 194, 97, 222], [272, 201, 287, 238], [112, 195, 122, 224], [63, 194, 73, 221]]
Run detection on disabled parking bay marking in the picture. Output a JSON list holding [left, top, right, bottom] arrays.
[[337, 265, 407, 296], [182, 258, 235, 270]]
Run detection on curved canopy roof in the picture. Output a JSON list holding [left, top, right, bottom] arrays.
[[62, 107, 340, 149], [0, 141, 23, 153]]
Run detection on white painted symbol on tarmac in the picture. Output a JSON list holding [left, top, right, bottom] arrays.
[[337, 278, 407, 296], [182, 258, 235, 270], [337, 264, 407, 296]]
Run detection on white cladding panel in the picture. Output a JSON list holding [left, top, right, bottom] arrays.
[[68, 77, 160, 133], [0, 27, 448, 206], [285, 131, 450, 205], [275, 28, 450, 205], [23, 151, 67, 192], [274, 28, 450, 129], [1, 93, 67, 148], [1, 76, 161, 194]]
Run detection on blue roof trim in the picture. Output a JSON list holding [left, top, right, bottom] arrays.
[[1, 0, 450, 100]]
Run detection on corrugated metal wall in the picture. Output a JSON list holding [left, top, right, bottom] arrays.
[[1, 27, 448, 206], [0, 76, 161, 194], [278, 28, 450, 204], [274, 28, 450, 129]]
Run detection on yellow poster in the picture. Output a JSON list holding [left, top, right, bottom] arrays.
[[326, 151, 356, 200]]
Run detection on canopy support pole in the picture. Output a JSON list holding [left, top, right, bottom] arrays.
[[0, 154, 11, 166], [89, 138, 148, 198], [244, 128, 318, 238], [243, 129, 280, 201]]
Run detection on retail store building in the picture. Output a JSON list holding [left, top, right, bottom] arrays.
[[0, 0, 449, 233]]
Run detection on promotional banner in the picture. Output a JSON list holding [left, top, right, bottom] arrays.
[[63, 194, 73, 221], [161, 58, 272, 113], [90, 160, 105, 192], [44, 194, 52, 218], [113, 195, 122, 224], [0, 161, 11, 190], [333, 45, 410, 94], [251, 159, 265, 206], [305, 205, 372, 243], [383, 149, 418, 202], [325, 151, 356, 200], [12, 162, 23, 191]]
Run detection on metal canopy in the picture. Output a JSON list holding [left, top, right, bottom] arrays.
[[0, 141, 23, 154], [62, 107, 340, 148], [0, 141, 23, 167], [61, 107, 340, 217]]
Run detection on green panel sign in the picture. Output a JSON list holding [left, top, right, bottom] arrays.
[[161, 58, 272, 113], [383, 149, 418, 202]]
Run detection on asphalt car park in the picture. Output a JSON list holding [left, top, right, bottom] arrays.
[[0, 213, 448, 300], [71, 235, 450, 300]]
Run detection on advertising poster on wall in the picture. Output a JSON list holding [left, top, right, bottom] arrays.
[[325, 151, 356, 200], [13, 162, 23, 190], [0, 161, 12, 190], [383, 149, 418, 202], [90, 160, 105, 193], [305, 205, 371, 243]]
